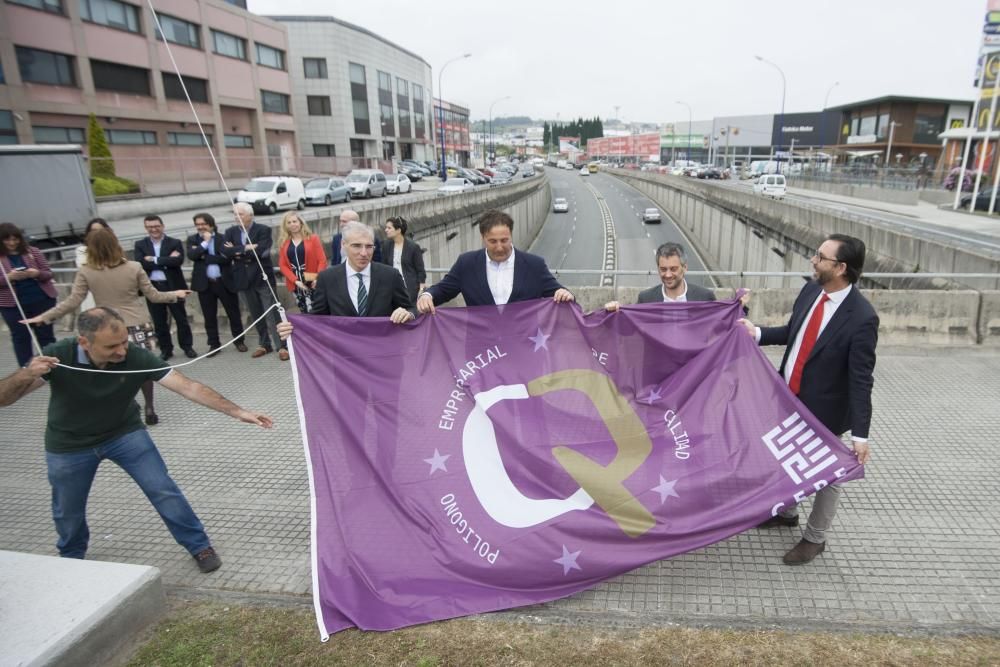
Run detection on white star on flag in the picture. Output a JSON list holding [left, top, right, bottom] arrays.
[[528, 327, 551, 352], [423, 449, 450, 475], [641, 388, 662, 404], [651, 476, 680, 504], [554, 545, 582, 575]]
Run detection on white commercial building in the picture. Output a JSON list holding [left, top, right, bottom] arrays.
[[268, 15, 435, 172]]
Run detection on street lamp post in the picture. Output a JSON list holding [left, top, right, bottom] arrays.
[[755, 55, 786, 174], [488, 95, 511, 167], [884, 120, 901, 168], [676, 100, 692, 164], [436, 53, 471, 180]]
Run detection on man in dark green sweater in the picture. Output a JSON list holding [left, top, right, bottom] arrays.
[[0, 306, 272, 573]]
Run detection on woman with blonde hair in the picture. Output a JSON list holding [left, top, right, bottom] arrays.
[[24, 227, 189, 425], [278, 211, 327, 314]]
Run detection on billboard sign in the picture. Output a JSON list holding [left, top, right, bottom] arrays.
[[558, 136, 580, 152]]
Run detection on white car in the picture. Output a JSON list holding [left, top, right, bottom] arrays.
[[553, 197, 569, 213], [386, 173, 412, 194], [437, 177, 475, 194], [642, 207, 661, 223], [579, 167, 589, 176], [753, 174, 787, 199], [235, 176, 305, 215]]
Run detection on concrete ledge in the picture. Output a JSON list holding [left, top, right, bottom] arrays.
[[0, 550, 165, 667], [97, 190, 233, 222], [979, 291, 1000, 346], [786, 178, 920, 205]]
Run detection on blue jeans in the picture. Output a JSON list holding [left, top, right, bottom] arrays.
[[45, 429, 211, 559]]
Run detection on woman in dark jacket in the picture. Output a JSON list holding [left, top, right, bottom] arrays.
[[0, 222, 58, 366], [381, 216, 426, 306]]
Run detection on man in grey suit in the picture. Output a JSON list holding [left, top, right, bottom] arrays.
[[605, 242, 715, 311], [276, 222, 413, 341]]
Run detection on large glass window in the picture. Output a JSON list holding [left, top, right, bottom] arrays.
[[91, 59, 149, 95], [255, 43, 284, 70], [396, 77, 408, 98], [876, 113, 890, 140], [167, 131, 211, 146], [8, 0, 63, 13], [211, 30, 246, 60], [378, 70, 391, 92], [162, 72, 208, 103], [79, 0, 140, 33], [16, 47, 76, 86], [224, 134, 252, 148], [106, 129, 156, 145], [155, 14, 200, 49], [303, 57, 327, 79], [307, 95, 331, 116], [349, 62, 370, 135], [261, 90, 289, 114], [913, 114, 946, 144], [349, 138, 364, 157], [858, 115, 876, 137], [313, 143, 335, 157], [0, 111, 17, 145], [33, 125, 85, 143]]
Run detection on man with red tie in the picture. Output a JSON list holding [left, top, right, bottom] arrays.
[[740, 234, 878, 565]]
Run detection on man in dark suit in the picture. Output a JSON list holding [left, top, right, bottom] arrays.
[[222, 203, 287, 360], [740, 233, 878, 566], [329, 209, 381, 266], [604, 242, 715, 312], [186, 213, 247, 357], [276, 222, 414, 341], [416, 209, 573, 314], [135, 214, 195, 360]]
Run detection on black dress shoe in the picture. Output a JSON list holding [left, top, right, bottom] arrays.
[[160, 350, 173, 361], [783, 538, 825, 565], [757, 514, 800, 528], [234, 342, 248, 353], [183, 347, 197, 359], [207, 345, 221, 358]]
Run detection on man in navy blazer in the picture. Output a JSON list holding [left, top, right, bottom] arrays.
[[740, 233, 878, 566], [416, 209, 573, 313], [186, 212, 247, 356], [135, 214, 194, 360], [222, 203, 287, 360]]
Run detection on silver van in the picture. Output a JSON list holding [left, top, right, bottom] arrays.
[[345, 169, 387, 198]]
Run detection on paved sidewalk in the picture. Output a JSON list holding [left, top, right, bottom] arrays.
[[1, 341, 998, 635]]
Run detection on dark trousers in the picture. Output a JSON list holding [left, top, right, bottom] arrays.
[[239, 277, 284, 350], [2, 296, 56, 367], [147, 280, 193, 353], [196, 280, 245, 347]]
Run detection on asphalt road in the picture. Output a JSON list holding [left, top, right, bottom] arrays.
[[530, 168, 711, 290]]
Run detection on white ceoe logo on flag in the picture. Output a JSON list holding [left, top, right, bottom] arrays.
[[761, 412, 839, 485]]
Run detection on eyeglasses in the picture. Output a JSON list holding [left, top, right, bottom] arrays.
[[813, 252, 842, 264], [347, 243, 375, 252]]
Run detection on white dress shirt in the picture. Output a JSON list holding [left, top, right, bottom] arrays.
[[486, 248, 515, 305], [347, 262, 372, 313], [149, 238, 166, 281], [661, 280, 688, 302]]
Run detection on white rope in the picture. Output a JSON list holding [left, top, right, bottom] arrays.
[[145, 0, 286, 318]]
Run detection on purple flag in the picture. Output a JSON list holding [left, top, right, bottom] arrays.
[[289, 297, 863, 638]]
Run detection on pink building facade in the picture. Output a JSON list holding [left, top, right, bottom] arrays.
[[0, 0, 297, 190]]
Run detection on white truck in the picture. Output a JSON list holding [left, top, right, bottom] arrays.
[[0, 144, 97, 247]]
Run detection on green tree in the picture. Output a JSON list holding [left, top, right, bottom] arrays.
[[87, 113, 115, 179], [542, 121, 550, 150]]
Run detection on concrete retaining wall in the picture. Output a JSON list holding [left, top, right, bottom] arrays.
[[785, 178, 920, 205], [613, 171, 1000, 293], [98, 190, 234, 222]]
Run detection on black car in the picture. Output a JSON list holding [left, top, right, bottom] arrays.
[[960, 188, 999, 212]]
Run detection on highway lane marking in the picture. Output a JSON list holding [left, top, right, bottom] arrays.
[[585, 182, 618, 287]]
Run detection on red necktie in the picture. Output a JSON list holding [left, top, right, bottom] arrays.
[[789, 293, 830, 395]]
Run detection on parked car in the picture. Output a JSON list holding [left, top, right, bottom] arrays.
[[492, 172, 513, 185], [579, 167, 589, 176], [304, 177, 351, 206], [642, 207, 661, 223], [402, 160, 432, 177], [386, 173, 412, 194], [235, 176, 306, 214], [469, 168, 492, 184], [521, 165, 535, 177], [960, 187, 1000, 211], [753, 173, 787, 199], [397, 164, 423, 181], [459, 167, 486, 185], [345, 169, 387, 198], [438, 178, 475, 194], [553, 197, 569, 213]]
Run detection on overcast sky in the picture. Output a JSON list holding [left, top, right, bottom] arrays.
[[248, 0, 985, 124]]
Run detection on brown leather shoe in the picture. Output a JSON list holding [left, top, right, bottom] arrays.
[[278, 349, 290, 361], [783, 538, 825, 566], [251, 346, 271, 358], [235, 342, 248, 353], [758, 514, 799, 528]]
